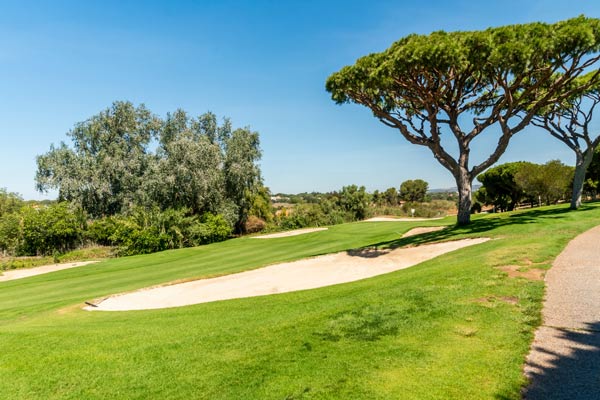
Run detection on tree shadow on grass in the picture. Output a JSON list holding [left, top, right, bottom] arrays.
[[519, 321, 600, 400], [347, 206, 595, 258]]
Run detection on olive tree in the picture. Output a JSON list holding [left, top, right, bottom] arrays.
[[326, 16, 600, 224], [36, 101, 162, 217], [147, 110, 225, 215], [223, 127, 263, 233]]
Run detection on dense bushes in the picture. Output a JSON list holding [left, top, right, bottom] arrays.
[[88, 208, 232, 256], [0, 199, 233, 257], [0, 202, 84, 256]]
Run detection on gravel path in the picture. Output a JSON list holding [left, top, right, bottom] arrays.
[[523, 225, 600, 399], [0, 261, 100, 282]]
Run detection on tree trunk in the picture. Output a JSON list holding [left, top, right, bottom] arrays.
[[455, 167, 472, 225], [571, 149, 595, 210]]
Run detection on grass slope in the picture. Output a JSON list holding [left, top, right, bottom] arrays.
[[1, 205, 599, 399]]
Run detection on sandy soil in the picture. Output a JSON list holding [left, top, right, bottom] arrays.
[[252, 227, 328, 239], [401, 226, 445, 237], [86, 237, 489, 311], [0, 261, 100, 282], [364, 217, 445, 222]]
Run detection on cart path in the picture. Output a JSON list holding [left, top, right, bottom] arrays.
[[523, 225, 600, 399]]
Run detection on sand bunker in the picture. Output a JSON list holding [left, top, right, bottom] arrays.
[[0, 261, 100, 282], [364, 217, 444, 222], [86, 238, 488, 311], [402, 226, 445, 238], [252, 227, 328, 239]]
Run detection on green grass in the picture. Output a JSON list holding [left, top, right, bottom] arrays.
[[1, 204, 599, 399]]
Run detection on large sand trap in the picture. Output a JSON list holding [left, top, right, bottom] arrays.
[[86, 238, 488, 311], [0, 261, 100, 282], [252, 227, 328, 239], [364, 217, 445, 222]]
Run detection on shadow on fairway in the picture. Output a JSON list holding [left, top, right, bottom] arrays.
[[520, 321, 600, 400], [347, 206, 595, 258]]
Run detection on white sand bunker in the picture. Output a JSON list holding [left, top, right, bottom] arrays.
[[252, 227, 328, 239], [0, 261, 100, 282], [86, 238, 488, 311], [402, 226, 445, 237], [365, 217, 444, 222]]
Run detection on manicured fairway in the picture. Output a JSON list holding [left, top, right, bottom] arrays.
[[1, 205, 599, 399]]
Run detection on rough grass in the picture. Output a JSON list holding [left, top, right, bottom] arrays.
[[0, 204, 599, 399]]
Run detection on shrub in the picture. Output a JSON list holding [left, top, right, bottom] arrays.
[[245, 216, 266, 233], [20, 203, 84, 256], [87, 217, 119, 245], [0, 213, 21, 255], [189, 213, 232, 245]]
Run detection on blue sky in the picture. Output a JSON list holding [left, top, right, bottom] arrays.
[[1, 0, 599, 199]]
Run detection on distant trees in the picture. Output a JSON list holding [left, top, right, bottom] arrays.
[[327, 16, 600, 224], [35, 102, 265, 234], [399, 179, 428, 203], [372, 187, 400, 207], [476, 160, 574, 209], [475, 163, 526, 212], [337, 185, 371, 220], [514, 161, 574, 206]]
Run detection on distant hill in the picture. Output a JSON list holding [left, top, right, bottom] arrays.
[[428, 184, 481, 193]]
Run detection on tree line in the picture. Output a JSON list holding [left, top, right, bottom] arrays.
[[0, 177, 444, 258], [474, 151, 600, 212]]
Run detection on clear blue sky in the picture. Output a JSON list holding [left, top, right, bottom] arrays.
[[1, 0, 599, 199]]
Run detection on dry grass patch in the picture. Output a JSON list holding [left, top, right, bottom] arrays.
[[496, 265, 545, 281]]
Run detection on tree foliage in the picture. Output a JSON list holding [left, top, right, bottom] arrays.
[[336, 185, 371, 220], [147, 110, 225, 215], [584, 146, 600, 197], [514, 160, 574, 206], [35, 102, 265, 233], [223, 127, 263, 232], [476, 163, 526, 211], [0, 203, 85, 256], [399, 179, 428, 202], [0, 189, 23, 218], [36, 102, 161, 217], [326, 16, 600, 224]]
